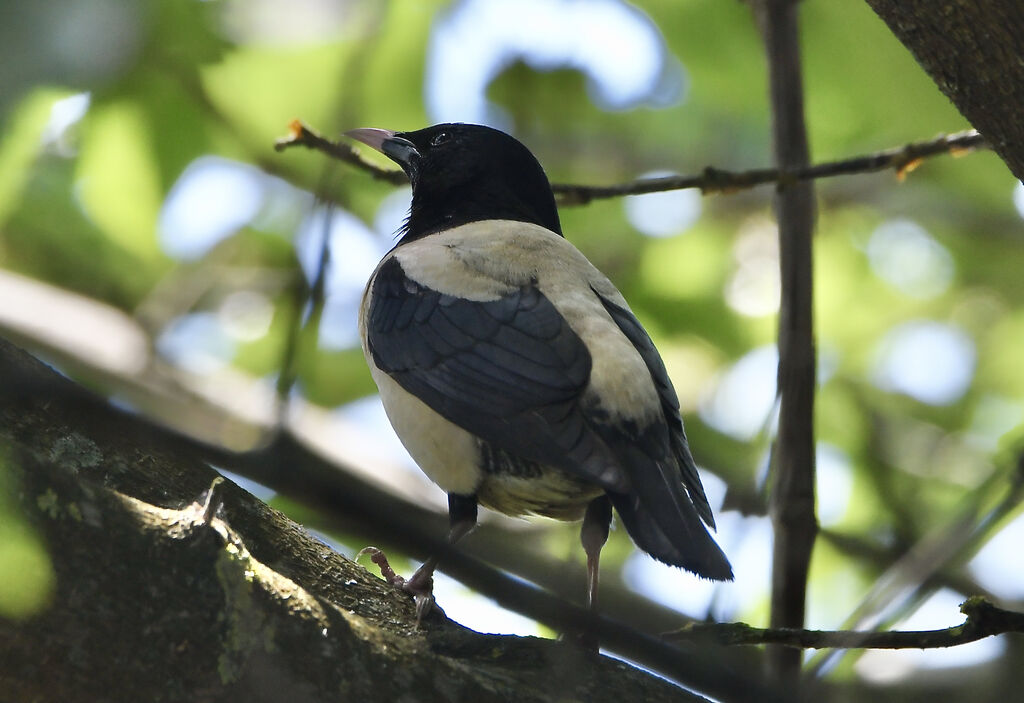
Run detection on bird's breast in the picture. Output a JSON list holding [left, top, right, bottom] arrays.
[[366, 364, 483, 496]]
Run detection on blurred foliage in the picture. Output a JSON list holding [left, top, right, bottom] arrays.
[[0, 452, 56, 619], [1, 0, 1023, 694]]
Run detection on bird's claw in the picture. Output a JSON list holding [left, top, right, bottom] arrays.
[[356, 546, 405, 586], [412, 593, 435, 623], [357, 546, 436, 625]]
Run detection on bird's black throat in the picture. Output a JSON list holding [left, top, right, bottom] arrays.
[[401, 183, 562, 242]]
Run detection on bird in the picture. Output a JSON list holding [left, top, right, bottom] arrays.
[[346, 123, 732, 625]]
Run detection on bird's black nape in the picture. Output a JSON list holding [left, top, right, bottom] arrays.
[[386, 123, 562, 241]]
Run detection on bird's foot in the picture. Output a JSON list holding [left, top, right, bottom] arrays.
[[357, 546, 436, 624], [559, 627, 601, 654]]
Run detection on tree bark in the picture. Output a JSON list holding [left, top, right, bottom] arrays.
[[0, 337, 703, 703], [863, 0, 1024, 182]]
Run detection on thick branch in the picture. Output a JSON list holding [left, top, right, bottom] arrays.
[[274, 121, 988, 204], [0, 337, 782, 703], [669, 597, 1024, 650], [863, 0, 1024, 182], [0, 276, 767, 688], [3, 451, 696, 703]]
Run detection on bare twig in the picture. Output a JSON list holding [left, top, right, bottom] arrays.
[[554, 130, 985, 203], [275, 121, 406, 185], [668, 597, 1024, 650], [754, 0, 818, 685], [275, 120, 987, 204], [805, 453, 1024, 677]]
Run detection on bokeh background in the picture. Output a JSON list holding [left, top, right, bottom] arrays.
[[2, 0, 1022, 695]]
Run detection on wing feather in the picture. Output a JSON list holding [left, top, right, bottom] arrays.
[[367, 256, 627, 491], [591, 288, 717, 529]]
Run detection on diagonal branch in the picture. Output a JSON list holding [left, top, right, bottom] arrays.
[[863, 0, 1024, 182], [0, 339, 724, 703], [275, 121, 988, 204], [0, 336, 780, 703], [668, 597, 1024, 650]]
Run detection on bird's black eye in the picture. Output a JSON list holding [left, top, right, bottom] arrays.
[[430, 131, 451, 147]]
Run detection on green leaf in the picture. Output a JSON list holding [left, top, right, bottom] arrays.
[[0, 454, 55, 620], [76, 100, 164, 263], [0, 89, 67, 227]]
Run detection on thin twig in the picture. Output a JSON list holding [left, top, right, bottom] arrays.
[[275, 3, 388, 424], [668, 597, 1024, 650], [553, 130, 985, 203], [275, 120, 988, 203], [805, 453, 1024, 677], [275, 121, 406, 185]]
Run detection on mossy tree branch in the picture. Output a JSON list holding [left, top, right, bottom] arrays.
[[0, 336, 779, 703]]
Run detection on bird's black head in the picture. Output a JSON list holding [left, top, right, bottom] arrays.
[[346, 123, 562, 241]]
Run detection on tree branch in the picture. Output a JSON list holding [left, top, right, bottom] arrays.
[[274, 120, 407, 185], [552, 132, 984, 203], [275, 121, 988, 203], [1, 345, 717, 703], [754, 0, 818, 685], [668, 597, 1024, 650], [863, 0, 1024, 182], [0, 336, 782, 703], [0, 273, 759, 670]]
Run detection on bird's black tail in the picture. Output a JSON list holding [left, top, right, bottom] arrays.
[[588, 290, 732, 579], [609, 489, 732, 580], [606, 447, 733, 580]]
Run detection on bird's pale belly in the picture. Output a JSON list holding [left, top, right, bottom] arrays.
[[475, 440, 602, 519], [477, 467, 603, 521]]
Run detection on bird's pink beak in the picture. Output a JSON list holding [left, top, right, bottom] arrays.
[[345, 127, 420, 174], [344, 128, 397, 154]]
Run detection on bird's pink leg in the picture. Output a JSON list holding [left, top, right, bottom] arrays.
[[578, 495, 613, 649]]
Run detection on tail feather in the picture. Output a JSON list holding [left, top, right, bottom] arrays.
[[671, 430, 716, 529], [602, 438, 732, 580], [589, 288, 729, 575], [609, 486, 733, 580]]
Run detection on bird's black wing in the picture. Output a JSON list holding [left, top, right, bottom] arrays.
[[366, 256, 628, 492], [592, 288, 716, 529], [584, 290, 730, 578]]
